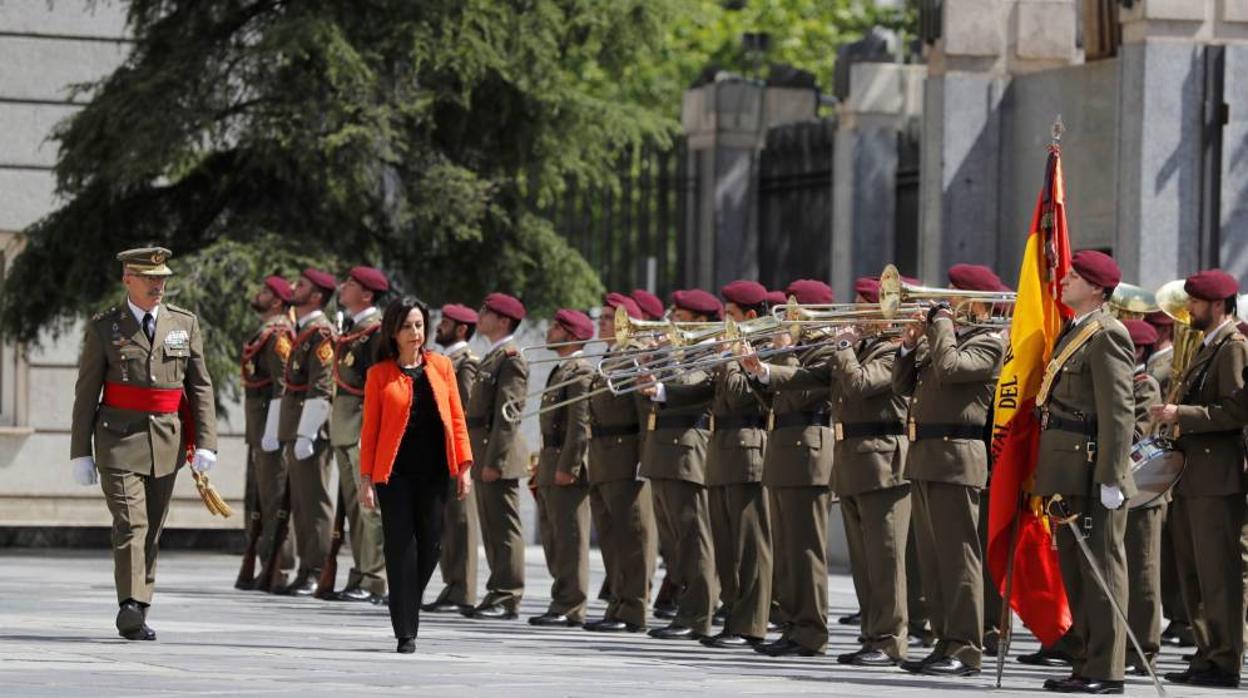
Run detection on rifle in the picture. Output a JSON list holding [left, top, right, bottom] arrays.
[[261, 472, 293, 593], [316, 488, 348, 599], [234, 447, 263, 590]]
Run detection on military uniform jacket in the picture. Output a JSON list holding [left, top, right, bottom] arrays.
[[1172, 320, 1248, 496], [664, 359, 767, 486], [587, 351, 648, 485], [831, 338, 909, 496], [892, 317, 1004, 489], [241, 315, 294, 446], [278, 311, 336, 441], [448, 345, 480, 411], [755, 344, 835, 488], [1132, 367, 1165, 508], [329, 310, 383, 447], [639, 365, 711, 485], [1032, 307, 1137, 497], [466, 340, 530, 479], [536, 356, 593, 485], [1146, 347, 1173, 398], [71, 302, 218, 477]]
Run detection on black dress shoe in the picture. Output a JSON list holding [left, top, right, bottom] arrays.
[[528, 613, 581, 628], [922, 657, 980, 677], [652, 604, 678, 620], [754, 638, 818, 657], [469, 604, 518, 620], [120, 623, 157, 641], [277, 576, 317, 597], [900, 652, 940, 674], [648, 624, 703, 641], [597, 580, 612, 602], [700, 632, 760, 649], [1164, 668, 1192, 684], [116, 600, 146, 636], [1044, 676, 1123, 694], [1185, 667, 1240, 688], [838, 611, 862, 625], [422, 600, 472, 614], [1018, 648, 1073, 666], [335, 587, 383, 603], [396, 637, 416, 654], [584, 618, 645, 633], [234, 576, 257, 591], [711, 606, 727, 627], [846, 648, 899, 667], [1160, 621, 1196, 648]]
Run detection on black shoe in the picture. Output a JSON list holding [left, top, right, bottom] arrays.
[[983, 632, 1000, 658], [648, 624, 703, 641], [1124, 656, 1154, 677], [234, 576, 257, 591], [528, 613, 581, 628], [1164, 669, 1193, 684], [921, 657, 980, 677], [597, 580, 612, 602], [900, 652, 940, 673], [1160, 621, 1196, 648], [1018, 648, 1073, 667], [584, 618, 645, 633], [277, 576, 317, 597], [754, 638, 818, 657], [838, 611, 862, 625], [1044, 676, 1123, 694], [120, 623, 157, 641], [841, 648, 899, 667], [469, 604, 518, 620], [700, 632, 760, 649], [1185, 668, 1240, 688], [116, 600, 145, 636], [396, 637, 416, 654], [422, 600, 472, 614], [652, 604, 678, 621], [335, 586, 383, 603], [711, 606, 727, 627]]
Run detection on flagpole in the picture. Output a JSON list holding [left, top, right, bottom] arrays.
[[993, 495, 1022, 688]]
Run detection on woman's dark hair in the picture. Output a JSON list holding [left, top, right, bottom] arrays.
[[378, 295, 431, 361]]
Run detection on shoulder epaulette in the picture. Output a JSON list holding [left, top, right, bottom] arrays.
[[165, 303, 195, 317]]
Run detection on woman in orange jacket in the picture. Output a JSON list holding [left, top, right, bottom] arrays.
[[359, 295, 473, 653]]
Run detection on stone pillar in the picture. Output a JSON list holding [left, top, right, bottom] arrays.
[[917, 0, 1077, 284], [831, 63, 925, 300], [681, 77, 817, 289]]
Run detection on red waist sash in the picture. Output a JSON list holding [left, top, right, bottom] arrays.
[[101, 382, 196, 463]]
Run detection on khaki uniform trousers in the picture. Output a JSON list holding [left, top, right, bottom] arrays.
[[1055, 495, 1129, 682], [710, 482, 772, 639], [650, 478, 717, 634], [906, 524, 929, 638], [589, 479, 656, 627], [911, 479, 984, 667], [333, 444, 387, 595], [1169, 494, 1248, 676], [475, 478, 525, 610], [770, 485, 832, 653], [434, 477, 479, 606], [285, 439, 334, 577], [253, 446, 295, 586], [842, 484, 910, 659], [536, 483, 591, 621], [1159, 506, 1189, 629], [1125, 503, 1165, 666], [100, 468, 177, 604]]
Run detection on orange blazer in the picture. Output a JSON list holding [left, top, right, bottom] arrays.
[[359, 351, 473, 484]]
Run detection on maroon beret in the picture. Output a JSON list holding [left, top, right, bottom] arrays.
[[1069, 250, 1121, 290], [441, 303, 478, 325], [948, 263, 1008, 292], [721, 279, 768, 307], [786, 279, 834, 305], [554, 308, 595, 341], [672, 289, 723, 318], [302, 268, 337, 293], [483, 292, 526, 321], [264, 275, 293, 303], [854, 276, 881, 304], [348, 265, 389, 293], [1122, 319, 1158, 348], [764, 290, 787, 306], [1144, 310, 1173, 328], [604, 292, 642, 320], [630, 289, 665, 320], [1184, 268, 1239, 301]]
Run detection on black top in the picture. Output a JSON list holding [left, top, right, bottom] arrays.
[[393, 362, 448, 481]]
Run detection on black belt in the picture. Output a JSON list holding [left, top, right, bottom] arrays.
[[651, 413, 710, 431], [712, 414, 767, 431], [591, 424, 640, 439], [837, 422, 905, 439], [1035, 408, 1097, 437], [466, 416, 489, 429], [912, 424, 985, 440], [772, 411, 830, 430]]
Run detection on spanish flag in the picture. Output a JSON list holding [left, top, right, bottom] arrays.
[[986, 143, 1074, 646]]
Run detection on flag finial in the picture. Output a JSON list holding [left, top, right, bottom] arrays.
[[1051, 115, 1065, 145]]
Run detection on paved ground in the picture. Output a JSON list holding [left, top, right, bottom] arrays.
[[0, 547, 1215, 697]]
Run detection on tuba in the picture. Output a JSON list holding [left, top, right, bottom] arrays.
[[1109, 283, 1158, 320]]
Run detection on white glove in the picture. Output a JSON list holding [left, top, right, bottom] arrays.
[[293, 436, 315, 461], [296, 397, 330, 441], [1100, 484, 1125, 510], [261, 398, 281, 453], [191, 448, 216, 473], [71, 456, 98, 486]]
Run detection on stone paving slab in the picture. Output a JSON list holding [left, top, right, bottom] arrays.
[[0, 547, 1217, 697]]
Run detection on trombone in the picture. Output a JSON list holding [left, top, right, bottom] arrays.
[[878, 264, 1016, 327], [520, 308, 718, 366]]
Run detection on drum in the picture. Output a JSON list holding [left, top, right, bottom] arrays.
[[1126, 436, 1185, 509]]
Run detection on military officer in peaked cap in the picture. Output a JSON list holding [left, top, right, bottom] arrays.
[[70, 247, 218, 641]]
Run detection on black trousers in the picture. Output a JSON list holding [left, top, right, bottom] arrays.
[[376, 466, 449, 640]]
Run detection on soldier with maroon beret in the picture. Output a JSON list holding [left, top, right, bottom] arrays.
[[631, 289, 666, 321]]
